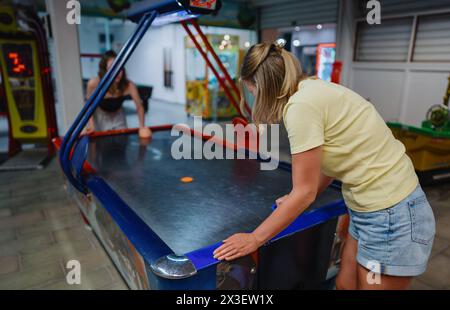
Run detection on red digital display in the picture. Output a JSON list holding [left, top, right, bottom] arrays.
[[8, 52, 27, 74], [2, 44, 34, 77]]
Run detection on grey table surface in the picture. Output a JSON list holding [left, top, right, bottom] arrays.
[[87, 131, 343, 254]]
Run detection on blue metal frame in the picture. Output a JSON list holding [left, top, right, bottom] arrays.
[[71, 135, 89, 180], [127, 0, 222, 22], [127, 0, 192, 22]]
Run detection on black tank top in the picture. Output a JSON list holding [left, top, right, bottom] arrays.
[[99, 96, 126, 113]]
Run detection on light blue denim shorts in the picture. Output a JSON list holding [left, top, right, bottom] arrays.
[[348, 185, 436, 276]]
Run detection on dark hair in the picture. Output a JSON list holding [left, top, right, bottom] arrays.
[[98, 50, 129, 95]]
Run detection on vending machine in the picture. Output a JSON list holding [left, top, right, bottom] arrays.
[[316, 43, 336, 82]]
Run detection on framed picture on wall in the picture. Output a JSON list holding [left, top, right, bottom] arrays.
[[163, 47, 173, 88]]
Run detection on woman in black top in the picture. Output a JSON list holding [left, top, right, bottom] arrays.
[[86, 50, 151, 138]]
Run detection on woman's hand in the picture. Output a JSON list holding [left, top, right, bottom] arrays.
[[213, 233, 260, 261], [84, 117, 96, 135], [138, 127, 152, 139], [129, 81, 147, 131], [83, 126, 95, 135]]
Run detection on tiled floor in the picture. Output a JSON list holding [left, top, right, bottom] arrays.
[[0, 100, 449, 290], [0, 100, 189, 290], [0, 160, 128, 290]]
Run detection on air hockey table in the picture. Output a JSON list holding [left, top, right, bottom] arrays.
[[56, 125, 347, 290], [56, 0, 348, 290]]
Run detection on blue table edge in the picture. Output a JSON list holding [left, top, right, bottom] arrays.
[[84, 172, 347, 275]]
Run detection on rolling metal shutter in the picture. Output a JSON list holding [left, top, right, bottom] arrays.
[[355, 17, 413, 62], [255, 0, 339, 29], [355, 0, 450, 17], [354, 0, 450, 62], [413, 13, 450, 62]]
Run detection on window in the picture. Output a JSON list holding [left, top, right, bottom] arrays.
[[413, 13, 450, 62], [354, 18, 413, 62]]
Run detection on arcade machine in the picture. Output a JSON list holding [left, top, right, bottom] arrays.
[[56, 0, 348, 290], [316, 43, 336, 82], [296, 43, 336, 81], [185, 34, 240, 120], [388, 75, 450, 184], [0, 4, 58, 171]]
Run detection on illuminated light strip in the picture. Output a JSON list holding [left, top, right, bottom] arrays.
[[151, 11, 198, 26]]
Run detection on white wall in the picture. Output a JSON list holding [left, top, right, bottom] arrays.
[[401, 68, 450, 125], [350, 67, 406, 122], [78, 17, 105, 80], [127, 24, 256, 105], [46, 0, 84, 134], [126, 24, 185, 105], [347, 62, 450, 127]]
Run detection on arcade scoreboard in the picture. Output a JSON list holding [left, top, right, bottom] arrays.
[[0, 5, 49, 143]]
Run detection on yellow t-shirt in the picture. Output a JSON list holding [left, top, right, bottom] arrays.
[[283, 78, 418, 212]]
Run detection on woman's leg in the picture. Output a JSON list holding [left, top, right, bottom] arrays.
[[357, 265, 412, 290], [335, 234, 358, 290]]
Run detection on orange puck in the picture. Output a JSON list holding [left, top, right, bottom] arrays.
[[180, 176, 194, 183]]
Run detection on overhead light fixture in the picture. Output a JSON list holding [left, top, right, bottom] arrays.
[[224, 34, 230, 40], [293, 39, 301, 47], [294, 26, 301, 32], [244, 41, 251, 48], [316, 24, 322, 30]]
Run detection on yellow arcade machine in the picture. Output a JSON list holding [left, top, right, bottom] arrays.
[[185, 34, 239, 120], [388, 75, 450, 184], [0, 4, 58, 170]]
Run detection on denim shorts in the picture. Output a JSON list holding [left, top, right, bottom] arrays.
[[348, 185, 436, 276]]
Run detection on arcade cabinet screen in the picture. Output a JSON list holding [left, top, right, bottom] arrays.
[[190, 0, 218, 10], [2, 44, 34, 78]]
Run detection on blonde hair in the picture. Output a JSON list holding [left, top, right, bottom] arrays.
[[240, 42, 306, 125]]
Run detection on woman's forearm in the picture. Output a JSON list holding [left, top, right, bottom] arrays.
[[318, 174, 334, 196], [136, 102, 145, 128], [212, 147, 322, 262], [251, 189, 316, 246], [88, 117, 95, 130]]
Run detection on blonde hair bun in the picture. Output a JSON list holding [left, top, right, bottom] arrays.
[[275, 38, 287, 49], [239, 42, 306, 125]]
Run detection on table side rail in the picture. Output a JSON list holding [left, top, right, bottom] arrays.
[[186, 199, 347, 271], [85, 175, 174, 265]]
